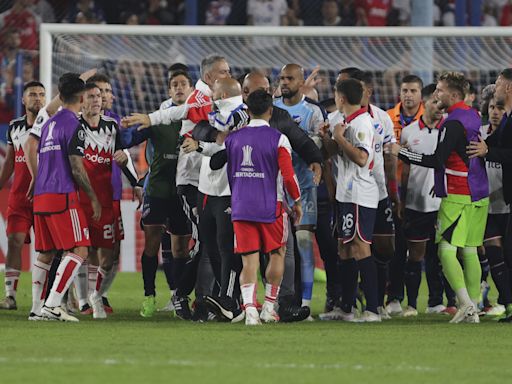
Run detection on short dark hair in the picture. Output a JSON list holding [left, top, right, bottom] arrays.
[[246, 89, 273, 116], [438, 71, 469, 98], [87, 73, 111, 85], [319, 98, 335, 110], [169, 70, 193, 87], [401, 74, 423, 88], [338, 67, 361, 77], [352, 70, 373, 87], [23, 81, 44, 92], [421, 83, 437, 99], [334, 78, 363, 105], [85, 82, 100, 92], [500, 68, 512, 81], [58, 73, 86, 104], [467, 80, 476, 95], [168, 62, 189, 73]]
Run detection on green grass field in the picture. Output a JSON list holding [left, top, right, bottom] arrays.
[[2, 272, 512, 384]]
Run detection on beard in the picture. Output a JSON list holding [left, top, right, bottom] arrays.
[[281, 88, 298, 99], [27, 105, 41, 116]]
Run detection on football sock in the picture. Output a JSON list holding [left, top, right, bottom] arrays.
[[438, 241, 472, 306], [296, 230, 314, 303], [46, 253, 84, 308], [5, 267, 20, 299], [265, 283, 280, 306], [405, 260, 422, 309], [88, 264, 98, 296], [241, 283, 257, 309], [31, 260, 51, 315], [485, 245, 512, 306], [340, 258, 358, 313], [461, 247, 482, 303], [374, 252, 389, 307], [357, 256, 378, 314], [141, 252, 158, 297], [101, 259, 119, 298], [74, 261, 89, 308]]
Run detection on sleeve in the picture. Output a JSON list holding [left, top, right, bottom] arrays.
[[210, 149, 228, 170], [6, 124, 12, 145], [119, 126, 151, 148], [486, 147, 512, 164], [68, 124, 86, 156], [208, 106, 249, 132], [309, 104, 327, 135], [353, 122, 373, 154], [200, 142, 225, 157], [192, 120, 218, 142], [400, 126, 409, 145], [277, 135, 301, 201], [382, 113, 397, 144], [398, 121, 464, 168], [121, 149, 139, 187], [30, 107, 50, 139], [148, 103, 189, 126]]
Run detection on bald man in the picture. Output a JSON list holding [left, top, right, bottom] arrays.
[[274, 64, 327, 315]]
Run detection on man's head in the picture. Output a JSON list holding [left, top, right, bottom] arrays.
[[337, 67, 361, 82], [82, 83, 102, 117], [242, 72, 271, 102], [22, 81, 45, 116], [168, 70, 193, 105], [351, 70, 373, 107], [421, 83, 443, 122], [58, 73, 86, 105], [212, 78, 242, 101], [400, 74, 423, 111], [494, 68, 512, 106], [200, 54, 230, 87], [488, 96, 506, 128], [435, 72, 469, 110], [322, 0, 339, 23], [87, 73, 114, 110], [168, 62, 189, 82], [279, 64, 304, 100], [464, 81, 477, 107], [334, 78, 363, 111], [246, 89, 273, 121]]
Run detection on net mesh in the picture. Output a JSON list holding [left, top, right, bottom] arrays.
[[49, 32, 512, 116]]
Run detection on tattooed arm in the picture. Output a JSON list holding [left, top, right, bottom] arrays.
[[69, 155, 101, 221]]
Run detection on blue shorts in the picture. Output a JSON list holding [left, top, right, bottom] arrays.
[[373, 198, 395, 236], [292, 187, 317, 227], [337, 202, 376, 244]]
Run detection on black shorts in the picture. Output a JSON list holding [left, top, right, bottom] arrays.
[[373, 198, 395, 236], [337, 202, 376, 244], [141, 195, 191, 236], [403, 209, 437, 242], [484, 213, 509, 241]]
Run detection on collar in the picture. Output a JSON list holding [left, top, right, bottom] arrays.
[[214, 95, 244, 112], [365, 104, 374, 118], [345, 107, 367, 123], [195, 79, 212, 97], [247, 119, 269, 127], [418, 115, 443, 130], [447, 100, 470, 114]]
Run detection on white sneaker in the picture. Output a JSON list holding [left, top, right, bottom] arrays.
[[358, 310, 382, 322], [41, 305, 79, 322], [245, 307, 261, 326], [378, 306, 391, 320], [260, 303, 279, 323], [486, 304, 506, 316], [386, 300, 403, 316], [425, 304, 446, 314], [158, 297, 175, 312], [403, 306, 418, 317], [28, 312, 44, 321], [90, 293, 107, 319], [319, 307, 345, 321], [304, 315, 315, 322], [339, 308, 360, 322], [449, 304, 478, 324]]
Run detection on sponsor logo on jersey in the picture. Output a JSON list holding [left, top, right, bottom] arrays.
[[85, 153, 111, 164], [241, 145, 254, 167], [15, 155, 26, 162]]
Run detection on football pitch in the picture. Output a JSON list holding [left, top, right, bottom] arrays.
[[2, 272, 512, 384]]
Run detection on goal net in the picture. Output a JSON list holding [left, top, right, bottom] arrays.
[[41, 25, 512, 117]]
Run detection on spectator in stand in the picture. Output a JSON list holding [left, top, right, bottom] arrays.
[[321, 0, 342, 26], [75, 10, 100, 24], [123, 13, 140, 25], [144, 0, 175, 25], [247, 0, 289, 26], [501, 0, 512, 25], [355, 0, 392, 26], [32, 0, 56, 23], [289, 0, 323, 26], [392, 0, 410, 25], [0, 28, 22, 123], [66, 0, 105, 24], [205, 0, 232, 25], [0, 0, 40, 51], [482, 3, 498, 26], [340, 0, 359, 26]]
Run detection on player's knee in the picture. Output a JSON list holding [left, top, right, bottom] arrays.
[[7, 235, 25, 251], [171, 237, 189, 258], [295, 229, 313, 251]]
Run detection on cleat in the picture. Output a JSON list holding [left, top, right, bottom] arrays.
[[28, 312, 44, 321], [425, 304, 446, 314], [378, 306, 391, 320], [41, 305, 79, 322], [90, 293, 107, 319], [442, 306, 458, 316], [102, 297, 113, 314], [449, 304, 478, 324], [305, 315, 315, 321], [80, 303, 93, 315], [192, 297, 210, 322], [205, 295, 243, 322], [260, 302, 279, 323], [339, 307, 359, 322], [0, 296, 17, 310], [324, 297, 337, 313], [358, 310, 382, 323], [319, 307, 344, 321], [158, 297, 175, 312], [277, 301, 311, 323], [486, 304, 505, 317], [386, 300, 402, 316], [245, 307, 261, 325], [172, 295, 192, 320], [140, 295, 156, 318], [402, 306, 418, 317]]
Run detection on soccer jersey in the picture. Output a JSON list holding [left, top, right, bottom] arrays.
[[335, 108, 378, 209], [79, 115, 121, 208], [274, 95, 326, 189], [34, 108, 85, 196], [481, 124, 509, 214], [400, 117, 441, 212], [103, 109, 123, 201], [6, 115, 32, 207], [368, 104, 396, 200], [30, 106, 52, 139]]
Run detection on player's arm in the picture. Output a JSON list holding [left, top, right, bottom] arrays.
[[122, 104, 189, 129], [333, 123, 370, 167], [118, 125, 151, 148], [396, 121, 464, 168], [383, 116, 400, 208], [280, 111, 323, 164], [119, 150, 139, 187], [277, 135, 302, 225], [0, 144, 14, 190]]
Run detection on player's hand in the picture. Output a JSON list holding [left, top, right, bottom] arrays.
[[26, 178, 35, 201], [332, 122, 347, 143], [121, 113, 151, 130], [91, 198, 102, 221], [467, 136, 488, 158], [384, 142, 401, 157], [181, 138, 199, 153], [113, 150, 128, 167], [292, 201, 303, 226], [391, 198, 402, 220], [133, 186, 143, 209], [318, 121, 330, 138], [79, 68, 97, 82], [304, 66, 322, 89], [309, 162, 322, 186]]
